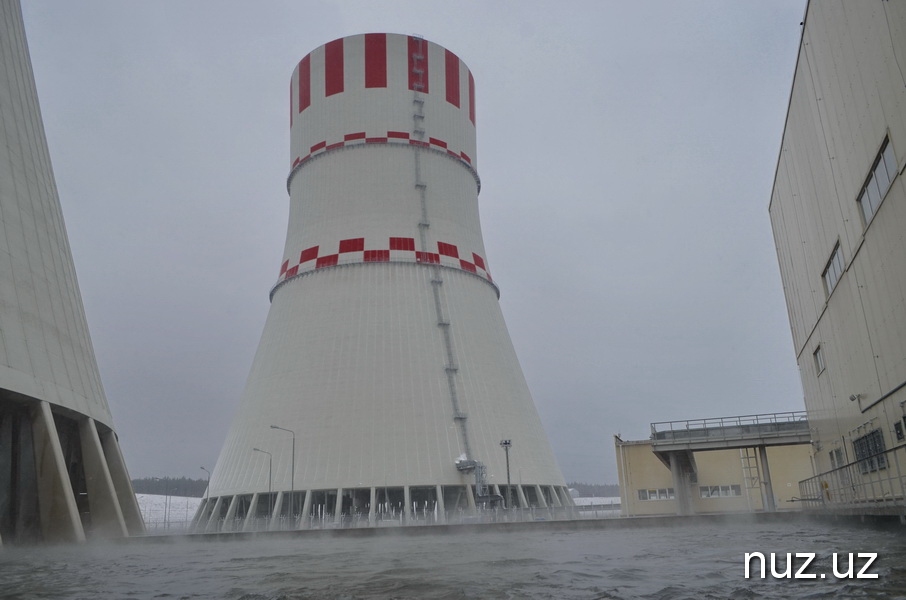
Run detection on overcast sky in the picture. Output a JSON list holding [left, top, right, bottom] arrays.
[[21, 1, 807, 484]]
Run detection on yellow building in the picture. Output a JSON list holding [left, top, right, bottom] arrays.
[[615, 414, 813, 517]]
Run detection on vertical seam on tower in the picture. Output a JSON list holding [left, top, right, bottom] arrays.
[[410, 38, 473, 461]]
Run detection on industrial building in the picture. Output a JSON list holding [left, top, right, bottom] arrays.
[[198, 34, 570, 531], [615, 413, 813, 517], [0, 0, 143, 543], [769, 1, 906, 513]]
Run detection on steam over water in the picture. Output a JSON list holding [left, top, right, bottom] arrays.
[[2, 518, 904, 599]]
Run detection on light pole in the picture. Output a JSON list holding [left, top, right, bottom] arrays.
[[253, 447, 273, 524], [500, 439, 512, 509], [152, 476, 164, 530], [270, 425, 296, 523], [200, 466, 211, 503]]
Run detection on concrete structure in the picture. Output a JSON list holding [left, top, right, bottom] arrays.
[[200, 34, 569, 531], [769, 1, 906, 514], [0, 0, 143, 543], [616, 415, 813, 517]]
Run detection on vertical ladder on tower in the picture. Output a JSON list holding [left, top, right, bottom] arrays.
[[740, 447, 760, 510], [741, 447, 760, 488], [409, 35, 473, 463]]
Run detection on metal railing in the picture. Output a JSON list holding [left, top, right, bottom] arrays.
[[650, 411, 809, 444], [798, 445, 906, 516]]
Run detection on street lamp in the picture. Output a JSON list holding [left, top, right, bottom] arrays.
[[200, 466, 211, 503], [152, 476, 166, 530], [253, 447, 273, 523], [500, 439, 512, 509], [270, 425, 296, 523]]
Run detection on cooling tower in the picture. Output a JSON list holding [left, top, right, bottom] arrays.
[[0, 0, 143, 543], [201, 34, 569, 530]]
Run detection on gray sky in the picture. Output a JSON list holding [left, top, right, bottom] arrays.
[[21, 0, 806, 484]]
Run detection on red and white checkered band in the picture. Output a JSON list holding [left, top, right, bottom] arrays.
[[272, 237, 494, 298], [286, 131, 480, 194]]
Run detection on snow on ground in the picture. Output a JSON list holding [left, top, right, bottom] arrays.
[[573, 496, 621, 518], [136, 493, 203, 532]]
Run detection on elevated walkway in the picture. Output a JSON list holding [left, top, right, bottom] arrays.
[[649, 412, 811, 515], [650, 411, 811, 453]]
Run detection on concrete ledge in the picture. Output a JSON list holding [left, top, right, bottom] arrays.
[[124, 511, 904, 545]]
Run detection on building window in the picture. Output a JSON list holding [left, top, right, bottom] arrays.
[[638, 488, 674, 501], [822, 243, 844, 296], [813, 345, 825, 374], [829, 447, 844, 469], [852, 429, 887, 473], [896, 421, 904, 442], [857, 137, 897, 224], [699, 484, 742, 498]]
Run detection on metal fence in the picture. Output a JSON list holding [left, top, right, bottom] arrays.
[[798, 444, 906, 517], [192, 505, 583, 533]]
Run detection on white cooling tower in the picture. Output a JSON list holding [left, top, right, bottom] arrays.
[[201, 34, 569, 530], [0, 0, 143, 543]]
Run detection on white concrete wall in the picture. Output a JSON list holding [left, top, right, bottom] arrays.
[[769, 1, 906, 474], [210, 34, 566, 501], [0, 0, 113, 426]]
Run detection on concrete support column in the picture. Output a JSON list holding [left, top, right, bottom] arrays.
[[222, 495, 238, 532], [435, 484, 445, 524], [299, 490, 312, 529], [758, 445, 777, 513], [534, 484, 548, 508], [465, 484, 476, 511], [191, 498, 208, 531], [549, 486, 562, 507], [368, 487, 377, 525], [403, 485, 411, 523], [669, 452, 692, 516], [333, 488, 343, 524], [204, 497, 223, 533], [98, 429, 144, 535], [78, 418, 128, 538], [516, 484, 528, 508], [242, 493, 259, 532], [269, 491, 284, 531], [32, 401, 85, 542]]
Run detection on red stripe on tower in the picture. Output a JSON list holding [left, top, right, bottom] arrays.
[[468, 71, 476, 125], [325, 39, 344, 97], [389, 237, 415, 251], [300, 246, 319, 263], [438, 242, 459, 258], [364, 33, 387, 88], [338, 238, 365, 253], [445, 50, 460, 107], [408, 36, 428, 93], [298, 55, 311, 113]]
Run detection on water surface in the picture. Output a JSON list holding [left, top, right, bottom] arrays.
[[2, 517, 904, 599]]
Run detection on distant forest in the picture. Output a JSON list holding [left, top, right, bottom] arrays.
[[567, 482, 620, 497], [131, 477, 618, 499], [132, 477, 208, 498]]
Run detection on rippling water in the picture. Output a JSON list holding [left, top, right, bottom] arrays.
[[2, 516, 905, 599]]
